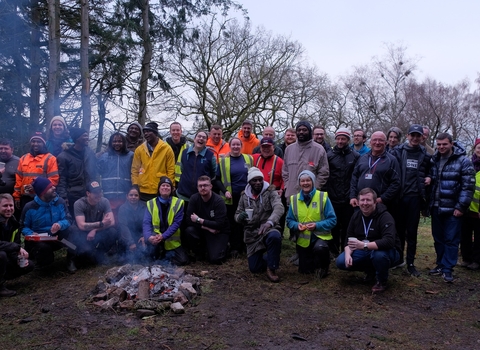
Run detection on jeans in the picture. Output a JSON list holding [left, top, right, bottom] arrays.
[[431, 207, 462, 273], [336, 248, 400, 283], [247, 230, 281, 273]]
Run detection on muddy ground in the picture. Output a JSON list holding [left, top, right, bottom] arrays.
[[1, 226, 480, 350]]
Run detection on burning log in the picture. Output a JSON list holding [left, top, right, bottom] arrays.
[[137, 280, 150, 300]]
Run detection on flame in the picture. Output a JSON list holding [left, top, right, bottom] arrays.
[[149, 283, 154, 290]]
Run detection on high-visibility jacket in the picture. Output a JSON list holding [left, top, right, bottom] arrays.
[[290, 191, 332, 247], [14, 153, 59, 200], [146, 197, 183, 251], [174, 143, 188, 183], [206, 139, 230, 162], [469, 171, 480, 213], [218, 154, 253, 205]]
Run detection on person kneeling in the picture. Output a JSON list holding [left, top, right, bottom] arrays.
[[286, 170, 336, 279], [336, 188, 401, 293], [235, 167, 284, 282], [143, 177, 188, 265]]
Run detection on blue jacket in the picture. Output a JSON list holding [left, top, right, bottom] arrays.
[[20, 196, 71, 235], [98, 151, 133, 200], [429, 142, 475, 215], [177, 146, 216, 200]]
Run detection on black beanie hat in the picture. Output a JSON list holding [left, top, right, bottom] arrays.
[[70, 127, 88, 142], [143, 122, 159, 136], [295, 121, 312, 140]]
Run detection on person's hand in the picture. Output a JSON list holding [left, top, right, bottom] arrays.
[[376, 197, 383, 203], [347, 238, 359, 251], [237, 212, 248, 222], [50, 223, 61, 234], [425, 177, 431, 186], [190, 213, 200, 223], [129, 244, 137, 251], [305, 222, 316, 231], [225, 191, 232, 199], [138, 237, 146, 247], [24, 184, 33, 193], [345, 254, 353, 268], [258, 222, 272, 236], [350, 198, 358, 207], [102, 216, 113, 227], [277, 189, 283, 196], [87, 229, 97, 241], [298, 223, 306, 231], [19, 248, 29, 258], [453, 209, 463, 217], [0, 167, 5, 174]]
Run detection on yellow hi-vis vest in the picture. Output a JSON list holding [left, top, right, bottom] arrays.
[[219, 154, 253, 205], [469, 171, 480, 213], [174, 143, 188, 184], [146, 197, 183, 250], [290, 190, 332, 247]]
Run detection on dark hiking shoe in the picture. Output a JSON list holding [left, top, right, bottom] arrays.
[[443, 272, 454, 283], [0, 284, 17, 297], [371, 281, 387, 293], [407, 264, 421, 277], [266, 268, 279, 283], [315, 267, 329, 280], [428, 266, 442, 276]]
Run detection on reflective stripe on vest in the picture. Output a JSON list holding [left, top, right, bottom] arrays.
[[11, 228, 18, 243], [291, 191, 332, 247], [147, 197, 183, 250], [469, 172, 480, 213], [219, 154, 252, 205], [174, 144, 188, 183], [255, 155, 278, 185]]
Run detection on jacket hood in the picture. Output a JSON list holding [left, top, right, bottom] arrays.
[[244, 181, 273, 206], [238, 129, 258, 142], [34, 195, 59, 206], [433, 140, 467, 160]]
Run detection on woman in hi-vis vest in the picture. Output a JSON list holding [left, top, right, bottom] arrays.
[[286, 170, 337, 279]]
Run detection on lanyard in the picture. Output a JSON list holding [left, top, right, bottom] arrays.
[[362, 216, 373, 239], [368, 155, 381, 173]]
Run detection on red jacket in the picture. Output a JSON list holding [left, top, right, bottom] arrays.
[[252, 154, 284, 190]]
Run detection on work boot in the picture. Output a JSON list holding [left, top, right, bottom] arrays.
[[0, 284, 17, 297], [266, 268, 279, 283]]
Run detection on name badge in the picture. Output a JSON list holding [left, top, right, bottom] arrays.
[[365, 174, 373, 180]]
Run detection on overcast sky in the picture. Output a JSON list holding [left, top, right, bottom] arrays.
[[237, 0, 479, 85]]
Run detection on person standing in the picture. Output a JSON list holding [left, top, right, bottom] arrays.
[[283, 121, 329, 200], [460, 138, 480, 270], [286, 170, 336, 279], [131, 122, 175, 202], [45, 116, 72, 157], [313, 125, 331, 152], [390, 124, 432, 276], [279, 128, 296, 156], [57, 127, 97, 216], [252, 126, 284, 158], [125, 122, 144, 152], [386, 127, 403, 152], [238, 120, 260, 155], [215, 137, 252, 255], [206, 125, 230, 162], [14, 131, 59, 210], [421, 126, 435, 155], [185, 176, 229, 264], [165, 122, 188, 184], [0, 139, 19, 196], [429, 133, 475, 282], [351, 128, 370, 156], [324, 128, 360, 254], [235, 167, 284, 282]]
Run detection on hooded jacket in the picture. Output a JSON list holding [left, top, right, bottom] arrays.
[[282, 139, 329, 199], [98, 150, 133, 200], [20, 195, 71, 236], [238, 129, 260, 155], [429, 142, 475, 215], [235, 182, 284, 257]]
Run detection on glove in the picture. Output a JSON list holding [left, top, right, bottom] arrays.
[[237, 212, 248, 222]]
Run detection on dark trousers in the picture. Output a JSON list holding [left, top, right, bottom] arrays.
[[146, 242, 189, 266], [184, 225, 229, 264], [70, 226, 119, 263], [331, 202, 354, 254], [25, 228, 73, 267], [396, 195, 421, 265], [297, 237, 331, 274], [0, 251, 34, 283], [460, 216, 480, 263], [247, 230, 282, 273], [227, 193, 246, 253]]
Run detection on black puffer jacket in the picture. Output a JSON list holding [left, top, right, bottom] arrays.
[[325, 146, 360, 205], [429, 142, 475, 215], [56, 145, 97, 200]]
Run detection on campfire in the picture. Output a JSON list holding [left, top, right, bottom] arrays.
[[90, 264, 201, 317]]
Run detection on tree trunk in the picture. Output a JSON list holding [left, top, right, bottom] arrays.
[[30, 0, 41, 130], [137, 0, 151, 126], [45, 0, 60, 128], [80, 0, 91, 132], [96, 93, 106, 152]]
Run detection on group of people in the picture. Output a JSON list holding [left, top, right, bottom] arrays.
[[0, 116, 478, 297]]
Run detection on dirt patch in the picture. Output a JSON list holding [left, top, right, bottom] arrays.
[[1, 226, 480, 349]]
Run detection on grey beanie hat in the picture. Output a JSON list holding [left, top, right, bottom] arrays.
[[298, 170, 316, 185]]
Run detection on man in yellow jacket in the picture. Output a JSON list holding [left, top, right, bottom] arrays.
[[131, 122, 175, 202]]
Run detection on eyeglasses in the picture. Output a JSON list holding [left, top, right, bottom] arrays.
[[198, 183, 211, 188], [353, 134, 363, 138]]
